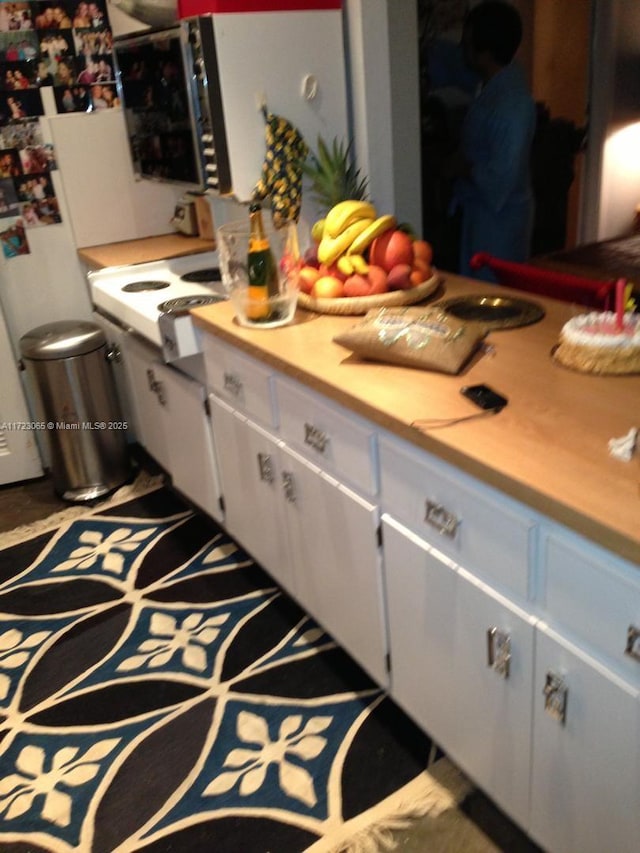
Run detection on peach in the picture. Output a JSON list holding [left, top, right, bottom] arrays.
[[319, 262, 348, 282], [387, 263, 413, 290], [298, 265, 321, 294], [369, 229, 414, 273], [343, 274, 372, 297], [312, 274, 344, 299], [367, 264, 389, 294]]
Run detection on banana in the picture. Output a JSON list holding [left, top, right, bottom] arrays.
[[324, 200, 377, 239], [317, 217, 374, 266], [337, 255, 356, 276], [311, 218, 326, 243], [349, 254, 369, 274], [347, 214, 397, 256]]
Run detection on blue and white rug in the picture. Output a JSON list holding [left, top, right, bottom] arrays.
[[0, 479, 473, 853]]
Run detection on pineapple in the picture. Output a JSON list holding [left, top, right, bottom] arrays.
[[302, 135, 369, 213]]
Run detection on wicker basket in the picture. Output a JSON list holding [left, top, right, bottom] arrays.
[[297, 273, 442, 315]]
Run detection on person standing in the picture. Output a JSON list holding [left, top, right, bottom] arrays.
[[448, 1, 536, 279]]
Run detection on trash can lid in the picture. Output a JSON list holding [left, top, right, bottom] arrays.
[[20, 320, 106, 360]]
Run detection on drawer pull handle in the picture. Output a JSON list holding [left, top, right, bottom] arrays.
[[543, 672, 568, 725], [282, 471, 296, 503], [424, 500, 459, 538], [624, 625, 640, 662], [487, 627, 511, 679], [223, 372, 242, 397], [304, 422, 329, 453], [146, 369, 166, 406], [257, 452, 273, 483]]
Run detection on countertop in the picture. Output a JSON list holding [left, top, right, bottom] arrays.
[[192, 275, 640, 566], [77, 233, 216, 270]]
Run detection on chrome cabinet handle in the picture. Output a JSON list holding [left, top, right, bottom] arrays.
[[424, 500, 459, 538], [543, 671, 568, 725], [487, 627, 511, 679], [624, 625, 640, 662], [223, 372, 242, 397], [282, 471, 296, 503], [304, 422, 329, 453], [257, 452, 273, 483]]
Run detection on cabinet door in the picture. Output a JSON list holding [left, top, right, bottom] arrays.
[[382, 515, 458, 748], [209, 395, 294, 594], [121, 333, 171, 471], [280, 444, 387, 686], [530, 625, 640, 853], [452, 568, 536, 828], [155, 363, 223, 523]]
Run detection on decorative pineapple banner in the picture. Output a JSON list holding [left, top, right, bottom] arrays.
[[252, 106, 308, 228]]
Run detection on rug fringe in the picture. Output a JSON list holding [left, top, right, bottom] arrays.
[[305, 758, 474, 853], [0, 471, 166, 549]]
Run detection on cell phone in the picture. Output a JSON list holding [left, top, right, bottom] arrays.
[[460, 383, 508, 412]]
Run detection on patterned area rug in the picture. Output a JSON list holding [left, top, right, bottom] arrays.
[[0, 478, 489, 853]]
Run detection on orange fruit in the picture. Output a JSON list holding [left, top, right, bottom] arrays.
[[413, 239, 433, 265], [312, 275, 344, 299]]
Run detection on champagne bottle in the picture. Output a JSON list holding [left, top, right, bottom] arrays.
[[247, 202, 279, 320]]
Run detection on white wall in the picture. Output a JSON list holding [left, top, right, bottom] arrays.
[[344, 0, 422, 232]]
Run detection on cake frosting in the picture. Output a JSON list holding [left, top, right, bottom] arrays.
[[554, 311, 640, 374]]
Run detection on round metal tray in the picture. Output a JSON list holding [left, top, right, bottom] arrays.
[[436, 294, 545, 330]]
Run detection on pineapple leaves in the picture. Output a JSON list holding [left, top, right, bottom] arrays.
[[301, 135, 370, 212]]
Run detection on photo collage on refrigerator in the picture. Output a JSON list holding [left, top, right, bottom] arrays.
[[0, 2, 115, 257]]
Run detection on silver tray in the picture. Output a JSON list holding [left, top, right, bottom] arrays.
[[436, 294, 545, 330]]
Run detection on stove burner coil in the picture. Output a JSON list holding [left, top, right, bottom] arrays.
[[180, 267, 222, 284], [157, 294, 225, 313], [122, 280, 171, 292]]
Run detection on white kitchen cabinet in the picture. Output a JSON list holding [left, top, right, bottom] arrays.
[[382, 514, 536, 829], [121, 332, 172, 472], [381, 514, 458, 748], [120, 332, 223, 522], [209, 389, 387, 685], [208, 394, 294, 594], [279, 441, 386, 686], [530, 624, 640, 853], [451, 568, 536, 828]]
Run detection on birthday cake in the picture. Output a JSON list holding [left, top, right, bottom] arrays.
[[554, 311, 640, 374]]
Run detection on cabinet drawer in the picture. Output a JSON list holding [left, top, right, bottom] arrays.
[[202, 334, 276, 427], [542, 526, 640, 683], [379, 433, 535, 600], [274, 377, 378, 496]]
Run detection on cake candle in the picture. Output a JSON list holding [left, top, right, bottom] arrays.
[[615, 278, 625, 330]]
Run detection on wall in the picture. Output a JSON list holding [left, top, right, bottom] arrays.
[[344, 0, 422, 233]]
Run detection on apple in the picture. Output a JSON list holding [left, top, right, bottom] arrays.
[[303, 245, 320, 267], [387, 263, 413, 290], [367, 264, 388, 294], [343, 273, 372, 297], [312, 274, 344, 298], [298, 265, 321, 294], [370, 229, 414, 273]]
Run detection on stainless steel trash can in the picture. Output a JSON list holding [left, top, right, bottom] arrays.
[[20, 320, 131, 502]]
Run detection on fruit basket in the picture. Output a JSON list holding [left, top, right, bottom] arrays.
[[297, 272, 442, 315]]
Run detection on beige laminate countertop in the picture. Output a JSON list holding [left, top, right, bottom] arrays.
[[192, 274, 640, 566], [78, 234, 216, 269]]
